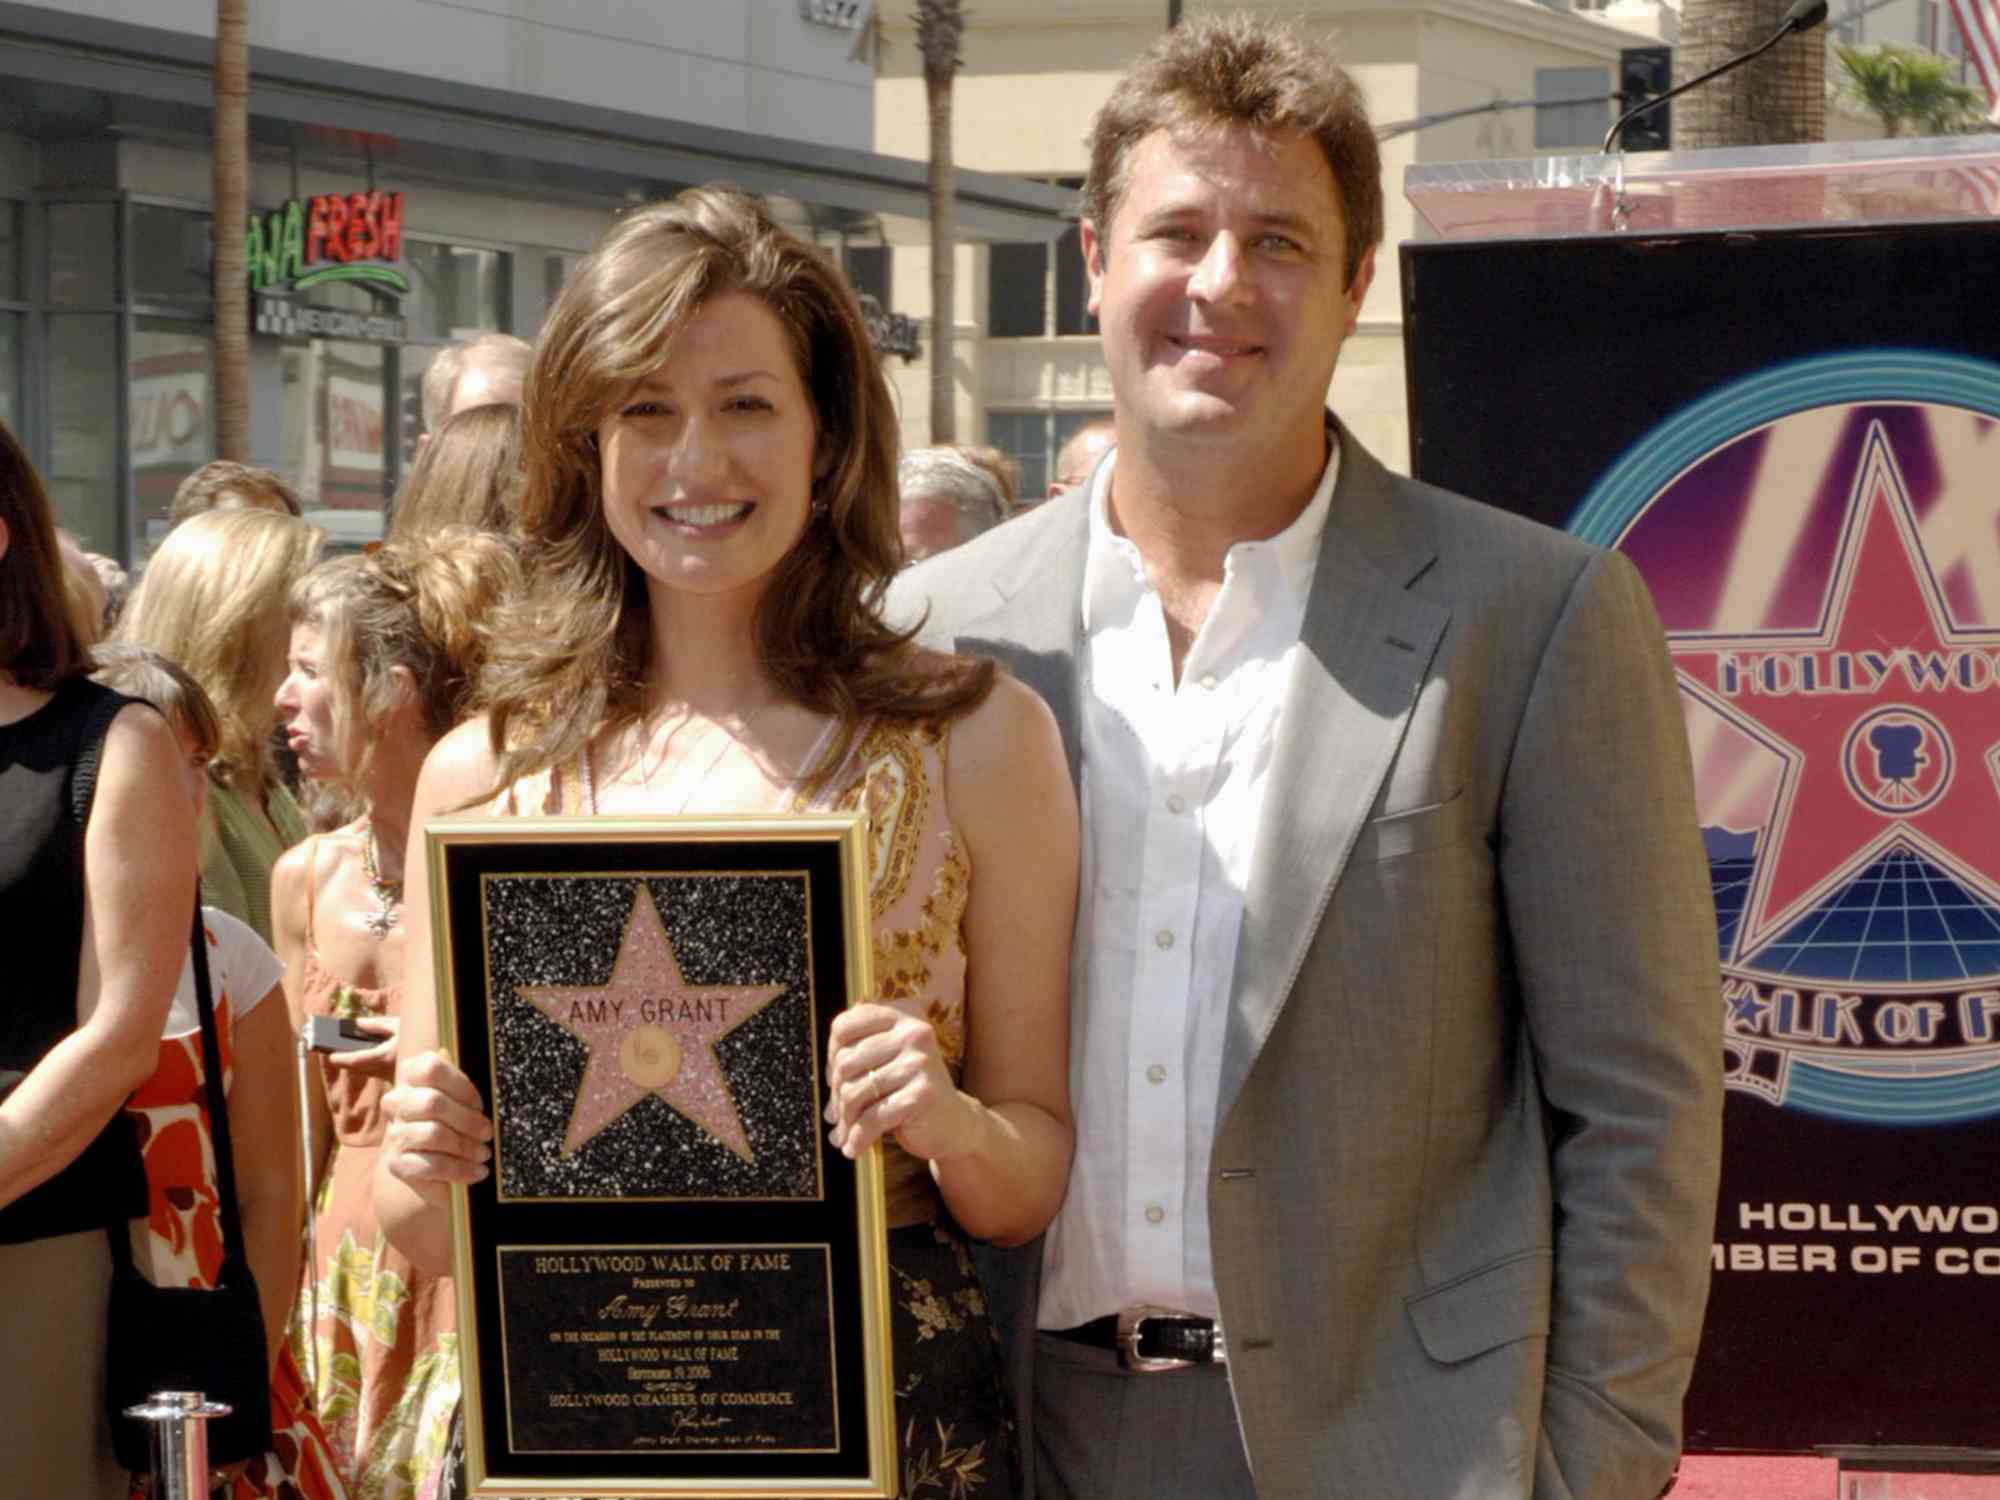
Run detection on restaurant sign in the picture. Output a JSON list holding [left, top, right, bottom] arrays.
[[249, 190, 409, 342]]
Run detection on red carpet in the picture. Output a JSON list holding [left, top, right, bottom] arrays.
[[1677, 1456, 2000, 1497]]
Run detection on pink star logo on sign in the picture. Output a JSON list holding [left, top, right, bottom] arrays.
[[1672, 421, 2000, 965], [519, 883, 787, 1160]]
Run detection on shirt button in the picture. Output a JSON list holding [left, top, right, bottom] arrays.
[[1166, 793, 1187, 815], [1154, 929, 1175, 950], [1145, 1205, 1166, 1225], [1146, 1063, 1167, 1084], [1198, 672, 1218, 690]]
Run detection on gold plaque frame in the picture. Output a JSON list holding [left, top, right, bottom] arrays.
[[428, 814, 896, 1498]]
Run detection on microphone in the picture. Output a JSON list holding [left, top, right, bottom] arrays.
[[1602, 0, 1829, 154]]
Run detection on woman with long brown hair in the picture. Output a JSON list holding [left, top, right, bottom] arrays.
[[0, 420, 197, 1495], [386, 402, 521, 542], [375, 187, 1078, 1491]]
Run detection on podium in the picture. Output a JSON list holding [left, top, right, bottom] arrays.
[[1400, 138, 2000, 1459]]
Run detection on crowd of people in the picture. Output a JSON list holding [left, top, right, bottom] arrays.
[[1, 13, 1723, 1500]]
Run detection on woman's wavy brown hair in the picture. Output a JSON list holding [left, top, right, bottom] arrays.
[[388, 402, 522, 542], [292, 527, 519, 799], [484, 185, 991, 797]]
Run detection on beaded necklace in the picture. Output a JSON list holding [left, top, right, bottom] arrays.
[[358, 818, 403, 939]]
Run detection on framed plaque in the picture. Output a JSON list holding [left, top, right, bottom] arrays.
[[427, 814, 897, 1498]]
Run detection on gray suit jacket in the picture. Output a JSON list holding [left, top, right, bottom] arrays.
[[887, 422, 1722, 1500]]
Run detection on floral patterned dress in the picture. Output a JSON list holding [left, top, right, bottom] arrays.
[[823, 719, 1016, 1499], [124, 907, 345, 1500], [289, 838, 460, 1500], [493, 716, 1018, 1498]]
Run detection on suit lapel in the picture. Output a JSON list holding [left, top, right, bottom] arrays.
[[951, 491, 1090, 786], [1218, 432, 1450, 1124]]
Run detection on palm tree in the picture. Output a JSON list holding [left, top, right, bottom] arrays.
[[915, 0, 963, 445], [1835, 43, 1992, 136], [213, 0, 250, 461], [1677, 0, 1824, 146]]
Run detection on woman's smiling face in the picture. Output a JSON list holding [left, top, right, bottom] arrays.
[[595, 290, 820, 608]]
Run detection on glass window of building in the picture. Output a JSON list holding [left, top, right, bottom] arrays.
[[0, 313, 20, 435], [985, 407, 1113, 502], [987, 243, 1046, 339], [0, 200, 21, 436], [842, 243, 890, 307], [46, 314, 121, 557], [1053, 225, 1095, 337], [987, 178, 1090, 341], [129, 320, 214, 553], [985, 411, 1045, 498], [403, 241, 510, 340], [131, 204, 213, 306], [809, 213, 892, 314], [281, 339, 390, 555], [0, 199, 22, 301], [46, 201, 117, 307], [542, 252, 569, 308], [987, 228, 1094, 338]]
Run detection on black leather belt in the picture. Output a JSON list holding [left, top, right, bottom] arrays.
[[1050, 1306, 1226, 1370]]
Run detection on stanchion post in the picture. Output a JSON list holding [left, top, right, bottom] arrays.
[[123, 1390, 231, 1500]]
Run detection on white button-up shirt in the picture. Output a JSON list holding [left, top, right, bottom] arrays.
[[1038, 437, 1338, 1329]]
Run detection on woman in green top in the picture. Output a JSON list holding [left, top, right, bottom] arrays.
[[115, 507, 322, 942]]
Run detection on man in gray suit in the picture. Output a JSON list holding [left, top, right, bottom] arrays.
[[889, 13, 1721, 1499]]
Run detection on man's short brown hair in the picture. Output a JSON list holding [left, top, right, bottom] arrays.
[[169, 460, 303, 524], [1083, 12, 1383, 290]]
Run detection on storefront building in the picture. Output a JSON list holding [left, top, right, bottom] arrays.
[[0, 1, 1069, 563]]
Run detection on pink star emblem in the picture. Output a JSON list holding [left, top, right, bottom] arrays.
[[519, 883, 787, 1160], [1673, 420, 2000, 962]]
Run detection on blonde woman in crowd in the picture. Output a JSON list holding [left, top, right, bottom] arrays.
[[373, 187, 1077, 1493], [387, 403, 522, 542], [114, 507, 323, 944], [272, 529, 516, 1499]]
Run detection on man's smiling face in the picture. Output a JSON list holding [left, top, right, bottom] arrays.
[[1082, 123, 1374, 467]]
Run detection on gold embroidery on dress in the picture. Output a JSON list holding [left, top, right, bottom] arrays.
[[874, 835, 971, 1069], [837, 721, 937, 917], [826, 719, 972, 1227]]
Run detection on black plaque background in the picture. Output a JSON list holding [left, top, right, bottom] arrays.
[[439, 831, 876, 1488], [496, 1244, 838, 1453], [483, 871, 819, 1201]]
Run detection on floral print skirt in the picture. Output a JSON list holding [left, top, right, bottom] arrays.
[[884, 1219, 1017, 1499]]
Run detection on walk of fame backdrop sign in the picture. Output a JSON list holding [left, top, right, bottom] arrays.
[[1578, 354, 2000, 1452], [427, 814, 897, 1498], [1403, 220, 2000, 1452]]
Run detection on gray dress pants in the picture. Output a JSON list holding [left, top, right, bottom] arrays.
[[1032, 1331, 1257, 1500]]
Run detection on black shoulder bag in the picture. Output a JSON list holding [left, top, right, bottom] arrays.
[[104, 898, 273, 1471]]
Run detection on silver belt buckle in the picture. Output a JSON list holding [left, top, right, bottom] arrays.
[[1115, 1304, 1221, 1372]]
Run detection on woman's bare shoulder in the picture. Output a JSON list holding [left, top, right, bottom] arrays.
[[420, 715, 504, 806], [942, 671, 1070, 828], [951, 671, 1059, 763]]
